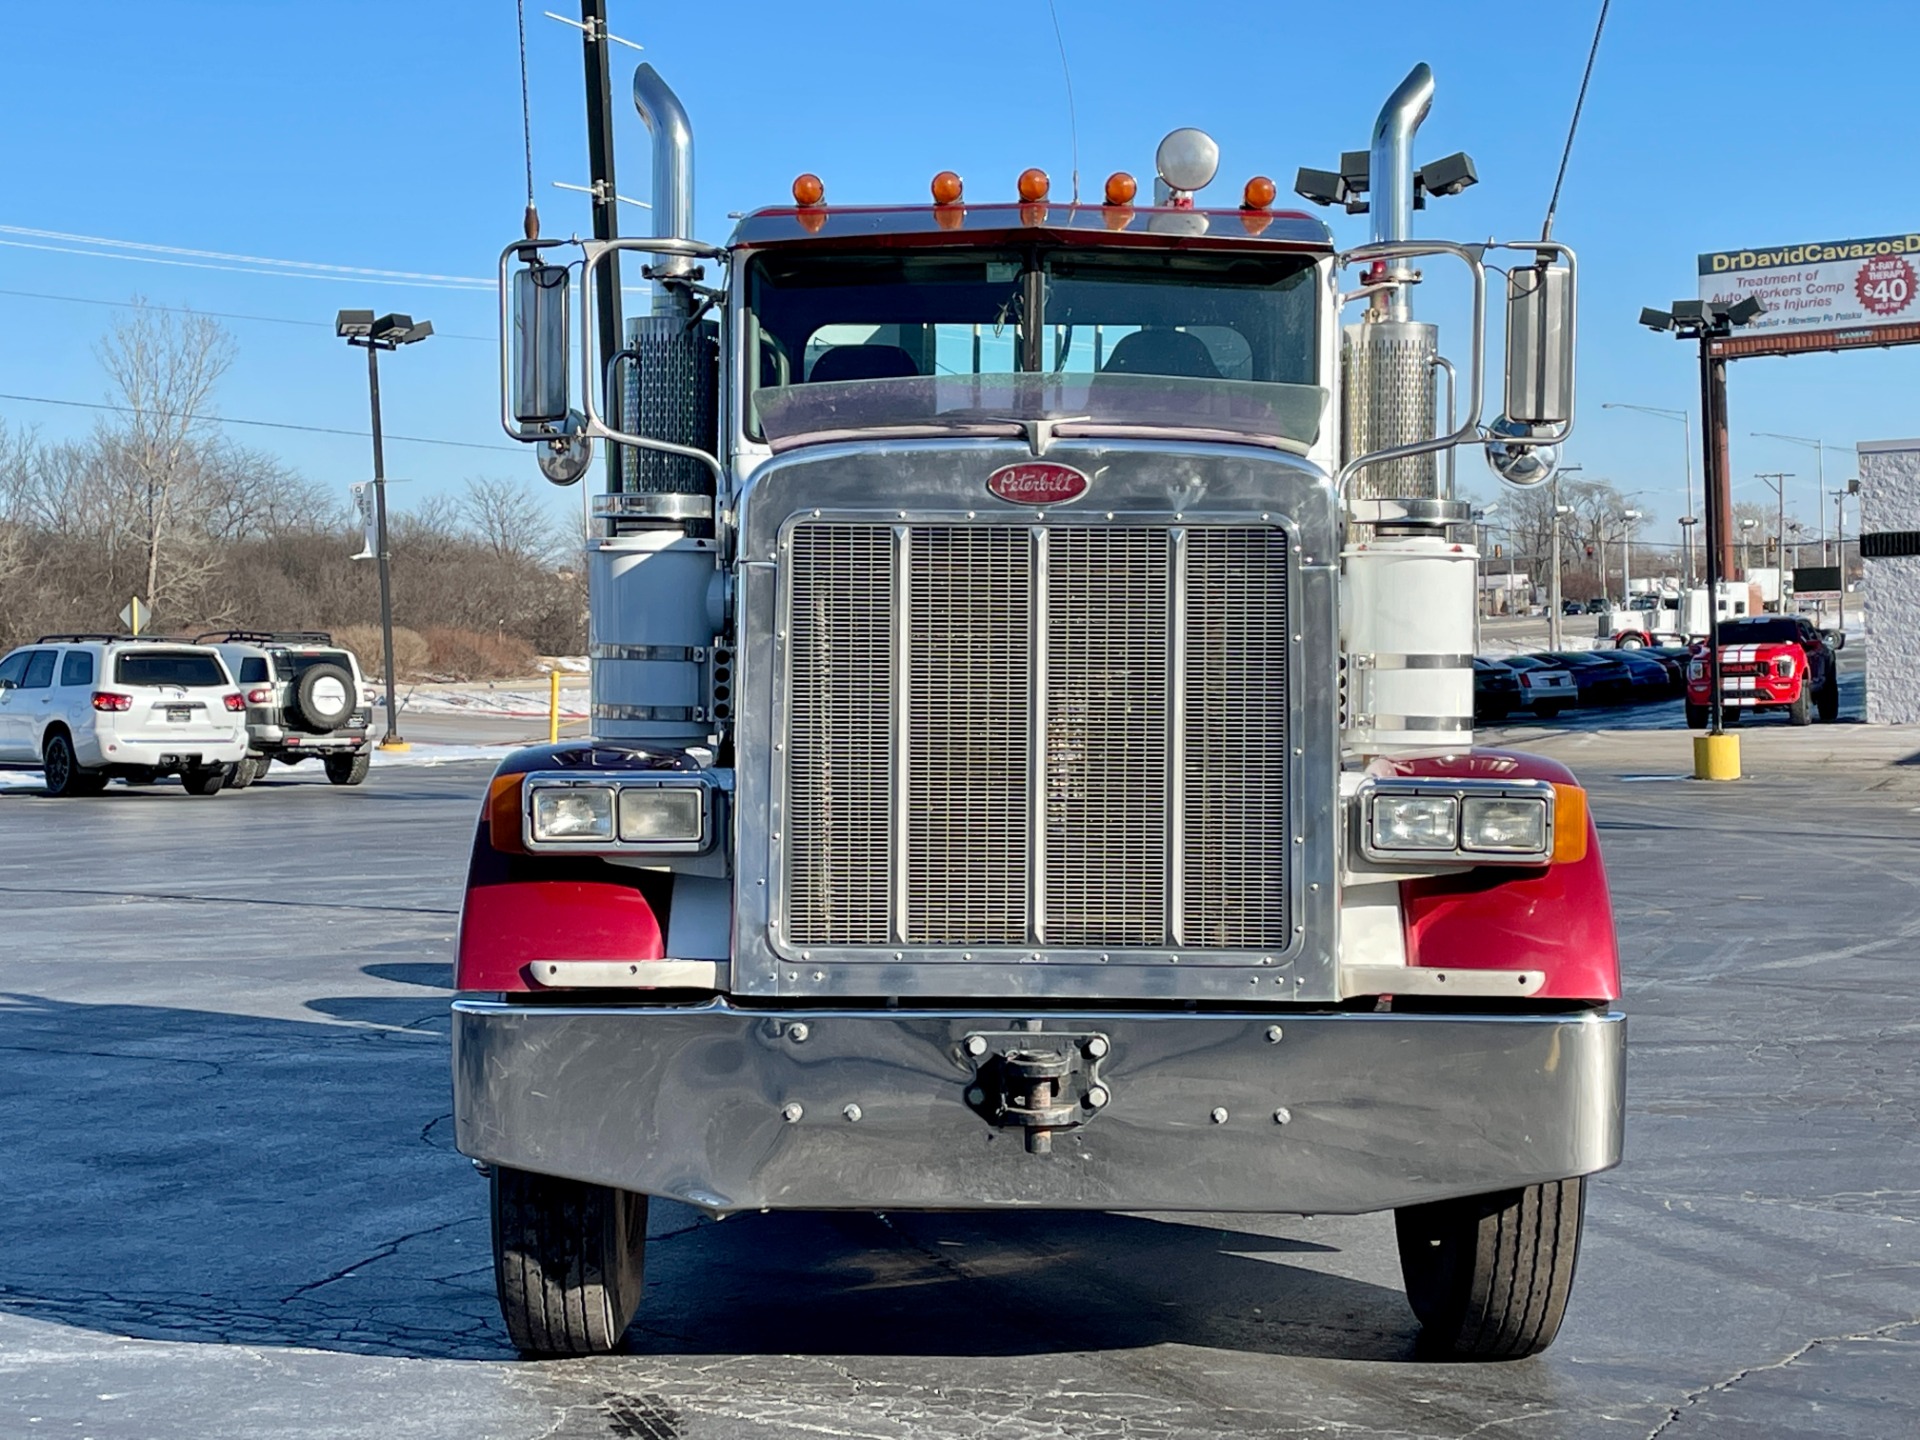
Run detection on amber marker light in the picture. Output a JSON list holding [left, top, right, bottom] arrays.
[[1243, 175, 1278, 209], [1104, 171, 1138, 206], [1017, 167, 1050, 202], [931, 170, 964, 205], [1550, 784, 1590, 865], [791, 172, 825, 206]]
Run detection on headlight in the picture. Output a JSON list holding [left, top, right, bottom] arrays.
[[1461, 795, 1549, 853], [618, 785, 706, 844], [1773, 655, 1795, 677], [530, 785, 615, 841], [1371, 794, 1459, 851]]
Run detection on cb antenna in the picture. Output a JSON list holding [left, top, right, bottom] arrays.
[[517, 0, 538, 238], [1542, 0, 1611, 241], [1046, 0, 1080, 204]]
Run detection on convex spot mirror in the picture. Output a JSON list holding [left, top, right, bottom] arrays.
[[1504, 260, 1573, 427], [512, 260, 571, 427]]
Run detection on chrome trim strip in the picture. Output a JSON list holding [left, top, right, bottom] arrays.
[[1367, 713, 1474, 732], [590, 643, 707, 663], [533, 959, 725, 989], [1340, 964, 1545, 998], [1363, 653, 1475, 671], [453, 1000, 1625, 1215], [593, 703, 707, 722]]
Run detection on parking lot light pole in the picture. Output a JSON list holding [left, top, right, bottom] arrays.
[[1603, 403, 1695, 584], [337, 310, 433, 752]]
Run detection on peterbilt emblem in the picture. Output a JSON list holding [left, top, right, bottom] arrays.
[[986, 461, 1089, 505]]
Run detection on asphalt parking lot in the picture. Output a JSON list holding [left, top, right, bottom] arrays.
[[0, 748, 1915, 1439]]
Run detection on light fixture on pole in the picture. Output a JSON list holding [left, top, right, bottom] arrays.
[[337, 308, 434, 752], [1620, 508, 1643, 606], [1639, 293, 1765, 767], [1547, 463, 1581, 650], [1752, 431, 1836, 620], [1603, 402, 1695, 585]]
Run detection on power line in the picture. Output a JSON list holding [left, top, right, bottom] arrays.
[[0, 287, 492, 341], [0, 223, 493, 288], [0, 236, 495, 293], [0, 389, 524, 455]]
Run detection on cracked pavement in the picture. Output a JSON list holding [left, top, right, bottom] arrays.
[[0, 747, 1914, 1438]]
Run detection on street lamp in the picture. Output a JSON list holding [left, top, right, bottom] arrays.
[[1752, 432, 1842, 620], [1620, 508, 1643, 607], [1546, 463, 1581, 650], [337, 308, 434, 752], [1739, 517, 1758, 572], [1603, 402, 1695, 585], [1639, 294, 1765, 752]]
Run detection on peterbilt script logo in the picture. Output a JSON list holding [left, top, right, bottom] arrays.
[[986, 461, 1090, 505]]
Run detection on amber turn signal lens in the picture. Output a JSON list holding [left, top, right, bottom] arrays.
[[1550, 783, 1589, 865], [1243, 174, 1278, 209], [931, 170, 963, 205], [488, 772, 527, 854], [1103, 171, 1137, 206], [1017, 167, 1050, 202], [791, 172, 825, 206]]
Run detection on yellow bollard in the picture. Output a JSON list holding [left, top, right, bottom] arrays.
[[1693, 732, 1741, 781], [548, 670, 561, 745]]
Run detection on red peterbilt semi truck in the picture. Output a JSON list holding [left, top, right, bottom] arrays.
[[455, 60, 1624, 1358]]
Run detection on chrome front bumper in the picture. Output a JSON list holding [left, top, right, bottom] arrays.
[[452, 1000, 1624, 1215]]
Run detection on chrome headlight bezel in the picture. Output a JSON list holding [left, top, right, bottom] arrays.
[[522, 773, 713, 853], [1355, 777, 1557, 866]]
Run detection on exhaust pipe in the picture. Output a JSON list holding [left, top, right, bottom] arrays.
[[1368, 62, 1433, 322], [632, 63, 695, 300]]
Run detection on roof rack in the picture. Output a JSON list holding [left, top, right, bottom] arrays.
[[35, 633, 141, 644], [196, 629, 336, 646]]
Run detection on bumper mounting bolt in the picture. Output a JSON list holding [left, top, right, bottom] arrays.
[[842, 1103, 863, 1122], [781, 1103, 804, 1124], [966, 1086, 986, 1106], [788, 1022, 809, 1043], [1210, 1107, 1230, 1125], [1265, 1025, 1284, 1043], [1086, 1085, 1110, 1109], [1273, 1107, 1292, 1125], [1085, 1035, 1109, 1058], [965, 1035, 989, 1057]]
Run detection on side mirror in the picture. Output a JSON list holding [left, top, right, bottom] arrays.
[[0, 678, 14, 692], [511, 260, 571, 426], [1504, 260, 1574, 426]]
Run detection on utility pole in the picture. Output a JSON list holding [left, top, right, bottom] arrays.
[[580, 0, 624, 492], [1549, 480, 1565, 650], [1754, 471, 1792, 604]]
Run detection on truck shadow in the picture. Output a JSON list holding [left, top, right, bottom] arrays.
[[0, 990, 1418, 1365]]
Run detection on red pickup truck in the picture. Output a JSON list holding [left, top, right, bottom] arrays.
[[1686, 615, 1842, 727]]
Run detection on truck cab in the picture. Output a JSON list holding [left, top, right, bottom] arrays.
[[454, 62, 1623, 1360]]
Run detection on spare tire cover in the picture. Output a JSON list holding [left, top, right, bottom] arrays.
[[291, 663, 355, 731]]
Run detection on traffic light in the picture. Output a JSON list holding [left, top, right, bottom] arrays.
[[1584, 545, 1595, 558]]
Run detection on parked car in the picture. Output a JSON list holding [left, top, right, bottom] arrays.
[[1495, 654, 1576, 718], [1533, 651, 1635, 707], [1472, 657, 1522, 722], [1583, 598, 1611, 615], [1607, 649, 1682, 701], [1685, 614, 1841, 728], [0, 635, 247, 796], [202, 631, 375, 787], [1560, 599, 1586, 616]]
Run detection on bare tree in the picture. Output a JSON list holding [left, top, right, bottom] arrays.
[[94, 300, 235, 620], [459, 477, 558, 566]]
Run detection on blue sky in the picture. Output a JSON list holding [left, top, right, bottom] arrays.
[[1, 0, 1914, 552]]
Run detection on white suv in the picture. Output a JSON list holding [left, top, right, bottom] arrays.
[[0, 635, 249, 796]]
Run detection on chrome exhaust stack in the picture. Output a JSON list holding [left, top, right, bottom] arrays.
[[632, 63, 697, 302]]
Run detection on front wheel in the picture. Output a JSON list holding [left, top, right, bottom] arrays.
[[1685, 702, 1707, 729], [492, 1167, 648, 1356], [1395, 1176, 1586, 1360], [324, 751, 371, 787], [1788, 685, 1812, 726], [227, 756, 263, 790], [1817, 675, 1840, 723], [180, 767, 226, 796]]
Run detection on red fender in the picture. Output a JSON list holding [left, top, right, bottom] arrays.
[[1383, 750, 1621, 1003]]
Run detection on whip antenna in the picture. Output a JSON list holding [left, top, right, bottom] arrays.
[[1542, 0, 1610, 241], [1046, 0, 1080, 204], [517, 0, 539, 238]]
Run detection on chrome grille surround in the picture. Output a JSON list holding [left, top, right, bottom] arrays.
[[735, 440, 1341, 1004], [778, 517, 1293, 955]]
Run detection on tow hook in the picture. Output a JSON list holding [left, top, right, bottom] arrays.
[[961, 1030, 1111, 1154]]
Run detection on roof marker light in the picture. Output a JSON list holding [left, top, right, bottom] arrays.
[[1103, 171, 1137, 206], [931, 170, 963, 205], [791, 172, 824, 206], [1242, 175, 1277, 209], [1017, 167, 1050, 202]]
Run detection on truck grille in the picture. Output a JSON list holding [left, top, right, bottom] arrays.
[[782, 522, 1291, 951]]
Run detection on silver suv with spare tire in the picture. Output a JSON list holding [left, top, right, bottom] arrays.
[[202, 631, 374, 787]]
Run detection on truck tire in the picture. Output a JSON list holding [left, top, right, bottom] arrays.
[[1395, 1176, 1585, 1360], [42, 731, 105, 797], [289, 663, 355, 732], [1685, 702, 1706, 729], [492, 1166, 648, 1356], [181, 766, 227, 796], [1789, 685, 1812, 726], [227, 756, 262, 790], [1816, 674, 1840, 723], [324, 751, 371, 787]]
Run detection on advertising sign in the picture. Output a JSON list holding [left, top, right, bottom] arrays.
[[1699, 233, 1920, 356], [349, 482, 377, 561]]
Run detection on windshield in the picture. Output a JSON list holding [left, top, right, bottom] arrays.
[[116, 650, 229, 688], [747, 246, 1324, 452], [1718, 619, 1803, 644]]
